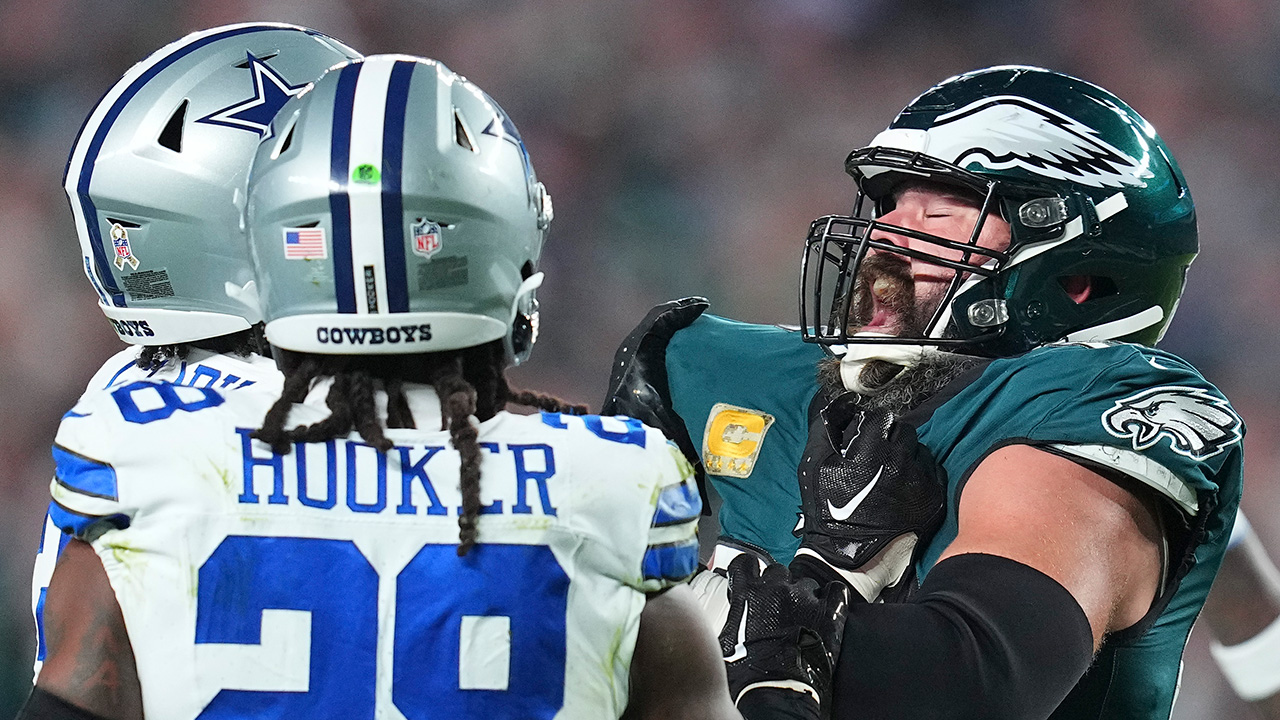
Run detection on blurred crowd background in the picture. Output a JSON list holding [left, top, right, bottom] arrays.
[[1, 0, 1278, 717]]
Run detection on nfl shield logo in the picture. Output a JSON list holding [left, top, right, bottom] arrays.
[[109, 223, 139, 270], [412, 219, 442, 258]]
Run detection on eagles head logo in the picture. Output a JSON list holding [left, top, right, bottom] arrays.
[[924, 96, 1153, 189], [1102, 386, 1242, 460]]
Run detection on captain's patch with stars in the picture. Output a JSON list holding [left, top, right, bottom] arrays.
[[196, 53, 307, 138], [1102, 386, 1242, 461], [702, 403, 775, 479]]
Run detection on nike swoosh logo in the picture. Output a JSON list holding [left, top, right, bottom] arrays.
[[827, 465, 884, 522], [724, 599, 748, 662]]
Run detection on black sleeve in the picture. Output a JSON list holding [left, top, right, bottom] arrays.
[[16, 687, 112, 720], [832, 553, 1094, 720]]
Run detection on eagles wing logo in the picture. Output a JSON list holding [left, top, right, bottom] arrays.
[[926, 96, 1152, 189], [1102, 386, 1242, 460]]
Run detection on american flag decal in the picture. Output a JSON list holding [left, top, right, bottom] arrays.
[[283, 227, 327, 259]]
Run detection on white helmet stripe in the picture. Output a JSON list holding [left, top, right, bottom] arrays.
[[347, 58, 398, 315], [327, 57, 420, 316]]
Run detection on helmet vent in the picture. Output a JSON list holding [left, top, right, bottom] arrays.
[[278, 122, 297, 155], [270, 111, 301, 160], [106, 218, 141, 228], [234, 52, 278, 69], [157, 99, 188, 152], [454, 109, 477, 152], [294, 220, 321, 228]]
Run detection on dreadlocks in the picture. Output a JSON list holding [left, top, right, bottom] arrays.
[[253, 340, 587, 555], [136, 326, 266, 371]]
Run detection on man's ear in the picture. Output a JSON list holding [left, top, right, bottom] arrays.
[[1059, 275, 1093, 304]]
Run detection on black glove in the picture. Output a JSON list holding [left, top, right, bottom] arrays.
[[601, 297, 709, 506], [721, 554, 850, 720], [790, 395, 945, 601]]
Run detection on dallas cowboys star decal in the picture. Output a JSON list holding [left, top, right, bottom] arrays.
[[482, 112, 523, 145], [196, 52, 307, 139], [483, 110, 535, 197]]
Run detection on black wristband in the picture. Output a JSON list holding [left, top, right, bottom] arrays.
[[17, 687, 112, 720], [737, 687, 822, 720], [832, 553, 1094, 720]]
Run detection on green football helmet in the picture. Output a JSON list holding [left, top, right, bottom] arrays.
[[801, 65, 1197, 357], [246, 55, 553, 364]]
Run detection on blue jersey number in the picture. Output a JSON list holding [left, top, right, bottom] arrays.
[[195, 537, 568, 719], [541, 411, 646, 447], [112, 380, 223, 424]]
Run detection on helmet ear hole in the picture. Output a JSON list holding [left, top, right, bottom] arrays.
[[157, 99, 188, 152], [1058, 275, 1118, 305]]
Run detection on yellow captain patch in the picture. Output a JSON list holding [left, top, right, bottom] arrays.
[[702, 403, 775, 479]]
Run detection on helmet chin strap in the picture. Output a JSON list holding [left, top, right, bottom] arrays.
[[837, 332, 938, 393]]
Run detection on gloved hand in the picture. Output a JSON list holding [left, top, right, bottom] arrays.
[[721, 554, 850, 720], [689, 538, 775, 633], [790, 396, 946, 602], [600, 297, 709, 482]]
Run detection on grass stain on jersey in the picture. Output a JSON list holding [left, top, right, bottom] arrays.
[[602, 624, 626, 709], [509, 516, 554, 531], [105, 538, 146, 577]]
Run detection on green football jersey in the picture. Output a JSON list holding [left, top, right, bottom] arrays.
[[915, 341, 1243, 719], [664, 316, 1244, 719], [666, 314, 826, 563]]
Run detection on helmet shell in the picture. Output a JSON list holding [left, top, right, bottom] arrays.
[[843, 65, 1197, 355], [65, 23, 360, 344], [247, 55, 552, 362]]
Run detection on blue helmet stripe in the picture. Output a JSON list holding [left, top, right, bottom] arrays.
[[380, 60, 415, 314], [328, 62, 362, 314], [72, 25, 278, 309]]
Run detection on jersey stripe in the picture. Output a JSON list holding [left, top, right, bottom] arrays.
[[328, 62, 361, 313], [52, 443, 120, 501], [651, 481, 701, 527], [46, 499, 131, 539], [380, 60, 416, 313], [641, 538, 699, 583]]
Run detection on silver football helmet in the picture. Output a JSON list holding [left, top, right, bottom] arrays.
[[65, 23, 360, 345], [246, 55, 553, 364]]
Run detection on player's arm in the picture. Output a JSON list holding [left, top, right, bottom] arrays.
[[818, 445, 1153, 718], [771, 443, 1150, 719], [622, 585, 742, 720], [938, 444, 1164, 648], [18, 539, 142, 720], [1203, 513, 1280, 718]]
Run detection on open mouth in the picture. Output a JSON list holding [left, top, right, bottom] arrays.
[[851, 254, 915, 333]]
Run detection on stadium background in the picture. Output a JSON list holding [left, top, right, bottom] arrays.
[[0, 0, 1277, 717]]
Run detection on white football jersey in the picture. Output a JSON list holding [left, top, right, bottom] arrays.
[[47, 376, 700, 719], [32, 348, 283, 677]]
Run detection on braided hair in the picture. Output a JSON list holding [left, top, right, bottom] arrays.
[[136, 325, 267, 371], [253, 340, 587, 555]]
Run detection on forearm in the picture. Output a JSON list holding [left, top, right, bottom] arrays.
[[831, 553, 1093, 720]]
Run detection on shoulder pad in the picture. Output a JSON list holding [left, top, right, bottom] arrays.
[[601, 297, 709, 513]]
